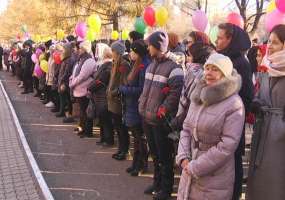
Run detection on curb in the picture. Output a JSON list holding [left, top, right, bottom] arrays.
[[0, 80, 55, 200]]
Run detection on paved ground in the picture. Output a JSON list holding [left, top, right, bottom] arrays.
[[0, 71, 166, 200], [0, 77, 42, 200]]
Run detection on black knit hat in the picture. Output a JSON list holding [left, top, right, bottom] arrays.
[[129, 31, 144, 41], [130, 39, 148, 57], [66, 35, 76, 42]]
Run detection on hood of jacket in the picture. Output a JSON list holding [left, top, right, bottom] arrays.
[[191, 69, 242, 106], [219, 24, 251, 58]]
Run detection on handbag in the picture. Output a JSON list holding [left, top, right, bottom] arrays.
[[86, 98, 96, 119]]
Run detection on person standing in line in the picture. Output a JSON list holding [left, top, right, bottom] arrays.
[[139, 31, 184, 200]]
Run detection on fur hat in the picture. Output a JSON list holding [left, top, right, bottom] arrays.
[[79, 40, 92, 53], [147, 31, 169, 54], [204, 53, 233, 78], [111, 40, 126, 55], [130, 39, 148, 57]]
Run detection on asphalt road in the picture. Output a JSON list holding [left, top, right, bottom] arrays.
[[0, 71, 171, 200]]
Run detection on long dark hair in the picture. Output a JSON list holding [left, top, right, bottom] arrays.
[[127, 56, 143, 82], [270, 24, 285, 44]]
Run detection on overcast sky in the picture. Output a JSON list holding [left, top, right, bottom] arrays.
[[0, 0, 8, 13]]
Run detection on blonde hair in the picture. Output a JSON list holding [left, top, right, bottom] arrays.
[[103, 46, 112, 59]]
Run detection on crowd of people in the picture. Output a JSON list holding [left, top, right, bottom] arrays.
[[1, 22, 285, 200]]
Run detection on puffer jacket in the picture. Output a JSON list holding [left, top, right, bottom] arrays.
[[69, 53, 96, 97], [138, 55, 184, 125], [176, 70, 245, 200]]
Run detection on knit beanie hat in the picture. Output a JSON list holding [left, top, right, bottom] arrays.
[[147, 31, 169, 54], [129, 31, 144, 41], [111, 40, 126, 55], [79, 40, 92, 53], [204, 53, 233, 78], [130, 39, 148, 57]]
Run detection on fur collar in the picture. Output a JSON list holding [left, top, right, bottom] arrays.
[[191, 69, 242, 106]]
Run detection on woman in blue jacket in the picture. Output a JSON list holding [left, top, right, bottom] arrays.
[[119, 40, 151, 176]]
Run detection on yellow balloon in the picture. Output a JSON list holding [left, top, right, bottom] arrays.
[[87, 29, 97, 41], [40, 60, 48, 73], [122, 29, 129, 40], [155, 7, 169, 27], [267, 0, 276, 13], [88, 14, 101, 33], [39, 54, 45, 61], [56, 29, 65, 40], [111, 30, 119, 40]]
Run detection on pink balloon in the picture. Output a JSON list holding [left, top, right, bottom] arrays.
[[35, 48, 43, 58], [75, 22, 87, 38], [31, 53, 38, 63], [144, 6, 156, 27], [276, 0, 285, 13], [192, 10, 208, 32], [227, 12, 244, 29], [34, 64, 44, 77], [265, 9, 285, 32]]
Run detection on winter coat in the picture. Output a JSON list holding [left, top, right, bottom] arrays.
[[119, 56, 151, 127], [69, 53, 96, 97], [247, 73, 285, 199], [46, 56, 56, 86], [88, 60, 112, 116], [218, 25, 254, 113], [172, 63, 203, 131], [138, 55, 184, 125], [176, 70, 245, 200], [52, 63, 61, 90], [107, 58, 131, 115], [21, 49, 33, 73], [58, 55, 76, 90]]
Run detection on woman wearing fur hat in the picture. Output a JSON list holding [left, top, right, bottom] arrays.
[[69, 40, 97, 137], [176, 53, 245, 200], [107, 40, 131, 160], [118, 39, 151, 176], [247, 24, 285, 200]]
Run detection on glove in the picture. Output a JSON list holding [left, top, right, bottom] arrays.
[[161, 86, 170, 95], [246, 112, 255, 124], [157, 106, 167, 119], [138, 64, 144, 70]]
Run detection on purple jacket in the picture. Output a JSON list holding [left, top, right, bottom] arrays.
[[176, 70, 245, 200], [69, 57, 96, 97]]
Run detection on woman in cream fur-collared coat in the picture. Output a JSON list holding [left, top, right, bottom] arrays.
[[176, 53, 245, 200]]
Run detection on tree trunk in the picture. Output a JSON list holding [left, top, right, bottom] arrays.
[[112, 12, 119, 30]]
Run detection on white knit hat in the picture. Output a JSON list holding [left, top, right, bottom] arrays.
[[79, 40, 92, 53], [204, 53, 233, 78]]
